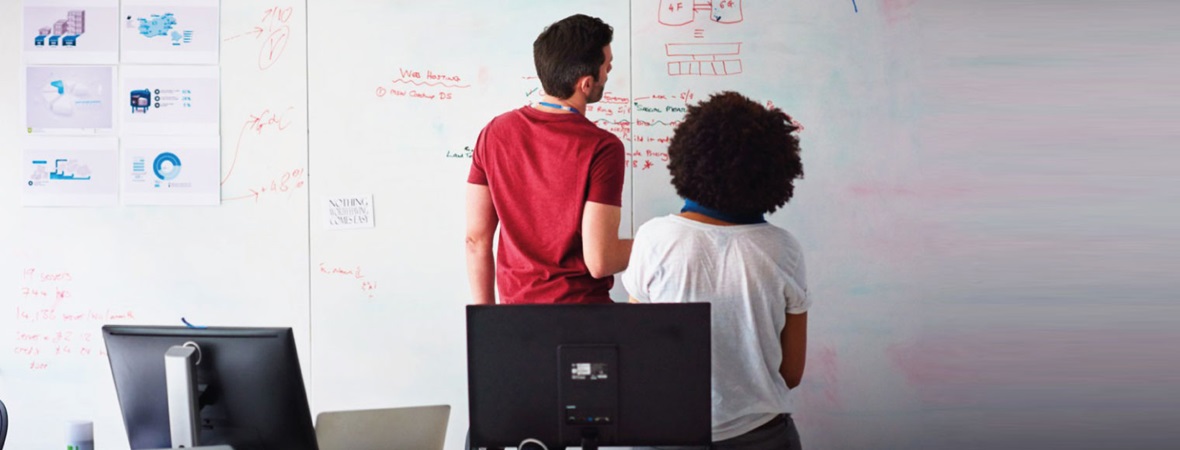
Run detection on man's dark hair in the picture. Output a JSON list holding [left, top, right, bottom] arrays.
[[667, 91, 804, 215], [533, 14, 613, 99]]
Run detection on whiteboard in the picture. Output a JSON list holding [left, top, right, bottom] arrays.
[[0, 0, 310, 448], [5, 1, 1158, 449], [304, 1, 930, 449]]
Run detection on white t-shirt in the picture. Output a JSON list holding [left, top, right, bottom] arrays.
[[622, 214, 810, 442]]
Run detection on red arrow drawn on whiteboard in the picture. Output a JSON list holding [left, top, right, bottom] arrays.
[[221, 120, 253, 186], [222, 26, 265, 42]]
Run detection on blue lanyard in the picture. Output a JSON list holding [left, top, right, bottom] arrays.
[[681, 199, 766, 224], [538, 101, 580, 114]]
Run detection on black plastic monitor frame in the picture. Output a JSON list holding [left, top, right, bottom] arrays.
[[103, 326, 318, 450], [466, 303, 712, 450]]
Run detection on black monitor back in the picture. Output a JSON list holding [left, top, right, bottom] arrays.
[[466, 303, 711, 448], [103, 326, 318, 450]]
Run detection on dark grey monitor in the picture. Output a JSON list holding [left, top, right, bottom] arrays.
[[466, 303, 712, 450], [103, 326, 318, 450]]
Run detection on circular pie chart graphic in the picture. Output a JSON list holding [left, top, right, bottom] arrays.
[[153, 152, 182, 181]]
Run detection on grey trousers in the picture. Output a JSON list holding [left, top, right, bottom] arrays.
[[711, 414, 801, 450]]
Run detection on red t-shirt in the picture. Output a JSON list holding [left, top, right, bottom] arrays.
[[468, 106, 625, 304]]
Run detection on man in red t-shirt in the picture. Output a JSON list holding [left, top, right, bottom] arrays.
[[465, 14, 632, 305]]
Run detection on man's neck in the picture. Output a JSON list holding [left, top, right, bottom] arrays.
[[535, 95, 586, 115]]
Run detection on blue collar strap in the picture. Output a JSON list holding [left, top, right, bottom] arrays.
[[538, 101, 580, 114], [681, 199, 766, 224]]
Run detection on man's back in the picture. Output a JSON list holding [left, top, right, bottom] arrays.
[[467, 106, 625, 303]]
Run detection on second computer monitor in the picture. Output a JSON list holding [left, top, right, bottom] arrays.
[[103, 325, 318, 450]]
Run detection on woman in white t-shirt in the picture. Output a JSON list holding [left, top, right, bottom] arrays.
[[624, 91, 808, 450]]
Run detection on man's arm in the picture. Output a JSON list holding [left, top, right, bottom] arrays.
[[781, 312, 808, 389], [466, 183, 498, 304], [581, 201, 633, 279]]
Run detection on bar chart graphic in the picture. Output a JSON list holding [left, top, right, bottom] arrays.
[[33, 10, 85, 47]]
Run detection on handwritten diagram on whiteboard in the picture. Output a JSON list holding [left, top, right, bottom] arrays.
[[665, 42, 742, 76], [658, 0, 744, 26], [658, 0, 744, 77]]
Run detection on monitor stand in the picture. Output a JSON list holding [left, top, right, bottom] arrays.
[[164, 343, 203, 449], [161, 344, 232, 450]]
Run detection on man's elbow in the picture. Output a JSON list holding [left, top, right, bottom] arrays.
[[583, 241, 630, 279], [584, 249, 625, 278], [585, 259, 611, 279]]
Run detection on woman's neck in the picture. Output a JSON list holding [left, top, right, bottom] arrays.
[[678, 211, 737, 226]]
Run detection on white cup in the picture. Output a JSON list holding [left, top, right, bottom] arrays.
[[65, 420, 94, 450]]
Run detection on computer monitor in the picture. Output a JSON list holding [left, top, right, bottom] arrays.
[[103, 326, 318, 450], [466, 304, 712, 450]]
